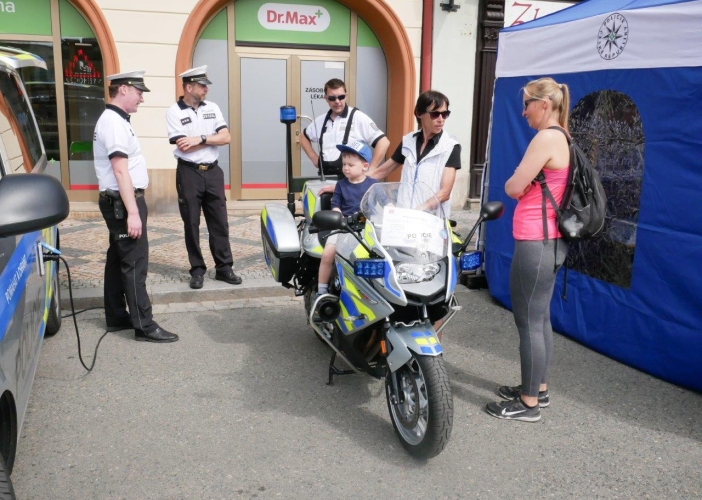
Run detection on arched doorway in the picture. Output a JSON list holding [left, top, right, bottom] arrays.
[[0, 0, 118, 201], [176, 0, 414, 200]]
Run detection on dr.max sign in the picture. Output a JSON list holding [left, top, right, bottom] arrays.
[[258, 3, 330, 32]]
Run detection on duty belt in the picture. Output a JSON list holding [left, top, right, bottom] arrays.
[[177, 158, 218, 171], [100, 188, 145, 202]]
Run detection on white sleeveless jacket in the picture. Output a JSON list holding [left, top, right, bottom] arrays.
[[399, 131, 459, 218]]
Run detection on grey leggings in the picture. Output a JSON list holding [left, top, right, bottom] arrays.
[[510, 239, 568, 397]]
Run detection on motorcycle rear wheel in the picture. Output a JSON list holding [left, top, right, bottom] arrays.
[[385, 353, 453, 459]]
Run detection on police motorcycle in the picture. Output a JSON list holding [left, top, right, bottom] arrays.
[[261, 177, 503, 459]]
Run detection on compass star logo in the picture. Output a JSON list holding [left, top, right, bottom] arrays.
[[597, 13, 629, 60]]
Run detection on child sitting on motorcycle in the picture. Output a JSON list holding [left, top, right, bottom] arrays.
[[317, 141, 378, 296]]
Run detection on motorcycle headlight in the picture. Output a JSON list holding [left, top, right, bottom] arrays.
[[394, 262, 441, 284]]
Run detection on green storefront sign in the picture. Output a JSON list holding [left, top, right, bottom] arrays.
[[0, 0, 52, 36], [235, 0, 350, 48]]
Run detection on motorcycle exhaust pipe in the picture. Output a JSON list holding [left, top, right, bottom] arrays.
[[315, 295, 341, 323]]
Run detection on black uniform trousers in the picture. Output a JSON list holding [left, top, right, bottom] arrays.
[[99, 194, 157, 333], [176, 163, 233, 277]]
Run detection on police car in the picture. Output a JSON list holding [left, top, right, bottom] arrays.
[[0, 47, 69, 497]]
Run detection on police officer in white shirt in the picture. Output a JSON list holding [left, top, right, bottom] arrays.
[[166, 66, 241, 290], [93, 70, 178, 343], [299, 78, 389, 193]]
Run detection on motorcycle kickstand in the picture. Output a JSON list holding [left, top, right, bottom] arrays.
[[327, 352, 355, 386]]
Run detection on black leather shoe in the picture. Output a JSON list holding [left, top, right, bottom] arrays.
[[215, 270, 243, 285], [135, 327, 179, 343], [190, 275, 204, 289], [106, 318, 133, 332]]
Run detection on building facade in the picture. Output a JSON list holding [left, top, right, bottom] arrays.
[[0, 0, 574, 213]]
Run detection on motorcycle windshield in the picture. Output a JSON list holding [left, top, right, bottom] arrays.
[[360, 182, 448, 264]]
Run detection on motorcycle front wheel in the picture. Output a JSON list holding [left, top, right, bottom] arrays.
[[385, 353, 453, 459]]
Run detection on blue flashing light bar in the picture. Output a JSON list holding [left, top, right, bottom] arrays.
[[460, 250, 483, 271], [354, 259, 386, 278], [280, 105, 296, 124]]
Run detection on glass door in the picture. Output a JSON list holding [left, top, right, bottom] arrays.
[[295, 56, 346, 178], [235, 50, 348, 200]]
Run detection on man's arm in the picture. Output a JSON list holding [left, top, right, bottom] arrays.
[[299, 131, 319, 168], [370, 158, 402, 181], [111, 156, 141, 239], [369, 136, 390, 170], [175, 127, 230, 152]]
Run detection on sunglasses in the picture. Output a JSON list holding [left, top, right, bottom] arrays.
[[523, 98, 540, 110], [326, 94, 346, 102], [427, 110, 451, 120]]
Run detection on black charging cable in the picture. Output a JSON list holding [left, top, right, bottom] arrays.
[[62, 306, 103, 319], [43, 251, 108, 373]]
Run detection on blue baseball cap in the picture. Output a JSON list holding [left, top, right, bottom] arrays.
[[336, 140, 372, 164]]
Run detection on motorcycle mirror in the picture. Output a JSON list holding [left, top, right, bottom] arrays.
[[480, 201, 504, 222], [312, 210, 346, 231]]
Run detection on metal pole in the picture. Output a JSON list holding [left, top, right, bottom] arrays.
[[286, 122, 295, 216]]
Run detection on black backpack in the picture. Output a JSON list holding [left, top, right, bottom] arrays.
[[536, 126, 607, 243], [535, 126, 607, 298]]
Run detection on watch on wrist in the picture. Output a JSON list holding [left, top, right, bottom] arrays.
[[200, 135, 207, 145]]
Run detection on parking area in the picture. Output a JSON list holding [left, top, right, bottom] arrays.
[[12, 288, 702, 499]]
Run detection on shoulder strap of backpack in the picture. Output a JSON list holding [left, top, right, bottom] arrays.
[[317, 109, 334, 168], [342, 107, 358, 145], [547, 125, 571, 145], [544, 125, 572, 288], [536, 171, 563, 274], [536, 171, 561, 239]]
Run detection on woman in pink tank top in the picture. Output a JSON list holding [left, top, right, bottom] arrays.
[[486, 77, 571, 423]]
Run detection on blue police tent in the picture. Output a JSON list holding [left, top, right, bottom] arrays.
[[484, 0, 702, 391]]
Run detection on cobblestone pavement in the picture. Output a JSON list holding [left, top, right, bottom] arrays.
[[58, 208, 480, 296]]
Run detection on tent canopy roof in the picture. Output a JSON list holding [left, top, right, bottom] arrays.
[[503, 0, 698, 31], [496, 0, 702, 77]]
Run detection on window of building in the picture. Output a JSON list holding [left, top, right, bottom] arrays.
[[0, 0, 105, 190]]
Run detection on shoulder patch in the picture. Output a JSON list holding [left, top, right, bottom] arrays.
[[370, 122, 379, 131], [181, 117, 192, 125]]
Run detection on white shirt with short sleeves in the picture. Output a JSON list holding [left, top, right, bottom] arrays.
[[93, 105, 149, 191], [166, 98, 228, 164], [303, 105, 385, 163]]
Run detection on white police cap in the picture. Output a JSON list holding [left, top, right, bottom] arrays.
[[179, 65, 212, 85], [107, 70, 150, 92]]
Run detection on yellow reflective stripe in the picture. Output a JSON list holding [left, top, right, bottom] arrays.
[[337, 302, 352, 330], [353, 244, 370, 259], [429, 337, 438, 345], [364, 223, 375, 247], [310, 245, 323, 256], [306, 190, 316, 215], [415, 338, 429, 345], [261, 207, 268, 227], [343, 278, 376, 323]]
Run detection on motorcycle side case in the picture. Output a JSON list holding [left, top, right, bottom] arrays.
[[261, 204, 300, 283]]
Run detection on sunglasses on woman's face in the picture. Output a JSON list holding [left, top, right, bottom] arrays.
[[326, 94, 346, 102], [523, 98, 540, 110], [427, 110, 451, 120]]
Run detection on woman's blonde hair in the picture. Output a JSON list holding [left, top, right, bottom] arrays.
[[523, 77, 570, 131]]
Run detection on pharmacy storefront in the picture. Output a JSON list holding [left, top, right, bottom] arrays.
[[0, 0, 117, 201], [0, 0, 412, 207], [187, 0, 391, 200]]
